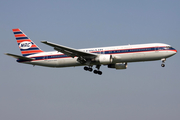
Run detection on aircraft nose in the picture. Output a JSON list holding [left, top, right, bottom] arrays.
[[173, 48, 177, 55], [174, 48, 177, 52]]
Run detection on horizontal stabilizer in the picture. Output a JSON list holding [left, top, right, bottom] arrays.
[[5, 53, 34, 61]]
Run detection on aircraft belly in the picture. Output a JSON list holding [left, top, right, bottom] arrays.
[[30, 60, 58, 67], [56, 57, 80, 67], [24, 58, 81, 67]]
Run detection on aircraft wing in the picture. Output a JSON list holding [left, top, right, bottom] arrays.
[[41, 41, 97, 58], [5, 53, 34, 61]]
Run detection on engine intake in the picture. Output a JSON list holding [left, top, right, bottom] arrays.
[[108, 63, 127, 69]]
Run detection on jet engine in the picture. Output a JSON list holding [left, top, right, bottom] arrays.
[[108, 63, 127, 69], [95, 55, 112, 64]]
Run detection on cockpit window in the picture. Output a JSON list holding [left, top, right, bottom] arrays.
[[165, 46, 174, 50]]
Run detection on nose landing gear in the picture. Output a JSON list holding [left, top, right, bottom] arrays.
[[161, 58, 166, 67], [161, 64, 165, 67]]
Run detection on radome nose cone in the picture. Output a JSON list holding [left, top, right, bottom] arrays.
[[173, 49, 177, 55]]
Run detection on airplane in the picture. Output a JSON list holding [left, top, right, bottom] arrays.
[[5, 28, 177, 75]]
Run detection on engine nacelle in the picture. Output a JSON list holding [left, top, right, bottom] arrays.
[[108, 63, 127, 69], [95, 55, 112, 64]]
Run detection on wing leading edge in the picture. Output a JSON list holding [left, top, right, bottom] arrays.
[[41, 41, 97, 58]]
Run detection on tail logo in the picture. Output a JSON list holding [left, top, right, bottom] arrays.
[[19, 41, 32, 49], [13, 28, 44, 56]]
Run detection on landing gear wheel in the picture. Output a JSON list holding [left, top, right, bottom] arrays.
[[84, 65, 103, 75], [84, 66, 89, 71], [84, 66, 93, 72], [161, 64, 165, 67], [98, 71, 102, 75], [161, 58, 166, 68], [88, 68, 93, 72], [93, 70, 98, 74], [93, 70, 102, 75]]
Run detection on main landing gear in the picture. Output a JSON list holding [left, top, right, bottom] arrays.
[[84, 66, 93, 72], [84, 65, 102, 75], [161, 58, 166, 67], [93, 65, 102, 75]]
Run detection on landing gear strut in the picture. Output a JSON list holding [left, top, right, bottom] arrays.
[[77, 57, 86, 64], [161, 58, 166, 67], [93, 65, 102, 75]]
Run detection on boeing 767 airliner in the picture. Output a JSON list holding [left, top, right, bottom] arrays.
[[5, 28, 177, 75]]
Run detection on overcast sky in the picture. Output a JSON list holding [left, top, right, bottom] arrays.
[[0, 0, 180, 120]]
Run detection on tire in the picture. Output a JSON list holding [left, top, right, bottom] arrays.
[[89, 68, 93, 72], [98, 71, 102, 75], [161, 64, 165, 67], [84, 66, 88, 70], [94, 70, 98, 74]]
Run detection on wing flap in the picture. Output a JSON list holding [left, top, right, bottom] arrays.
[[5, 53, 34, 60]]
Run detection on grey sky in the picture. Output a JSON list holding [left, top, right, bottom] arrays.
[[0, 0, 180, 120]]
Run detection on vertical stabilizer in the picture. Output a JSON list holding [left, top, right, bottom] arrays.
[[12, 28, 44, 56]]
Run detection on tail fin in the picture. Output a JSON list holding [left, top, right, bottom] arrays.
[[12, 28, 44, 56]]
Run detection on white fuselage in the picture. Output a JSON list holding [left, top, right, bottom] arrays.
[[18, 43, 177, 68]]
